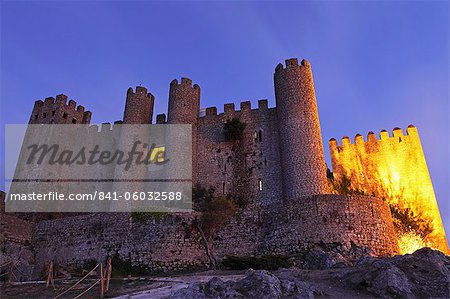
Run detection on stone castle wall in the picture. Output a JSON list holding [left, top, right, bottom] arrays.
[[30, 194, 399, 277], [329, 126, 449, 253], [262, 194, 399, 257], [0, 192, 35, 281], [196, 100, 283, 206], [31, 212, 208, 278]]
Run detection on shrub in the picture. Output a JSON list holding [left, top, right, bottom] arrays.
[[390, 205, 433, 238], [192, 184, 216, 212], [329, 175, 366, 196], [131, 209, 167, 223], [110, 253, 148, 277], [223, 118, 246, 141]]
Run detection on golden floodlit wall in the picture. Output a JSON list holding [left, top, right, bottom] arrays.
[[329, 125, 449, 254]]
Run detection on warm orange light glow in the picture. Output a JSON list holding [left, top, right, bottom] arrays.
[[329, 126, 449, 254], [398, 232, 435, 255]]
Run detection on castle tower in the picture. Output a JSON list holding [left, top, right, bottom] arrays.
[[329, 126, 449, 254], [29, 94, 91, 125], [16, 95, 91, 219], [112, 86, 155, 208], [167, 78, 200, 185], [123, 86, 155, 124], [274, 58, 329, 198]]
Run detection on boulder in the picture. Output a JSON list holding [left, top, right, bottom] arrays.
[[343, 248, 450, 298], [297, 247, 351, 269], [367, 264, 414, 298], [234, 270, 283, 299]]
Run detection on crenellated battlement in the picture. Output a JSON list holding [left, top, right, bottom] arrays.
[[199, 99, 272, 120], [170, 77, 200, 91], [30, 94, 92, 124], [127, 86, 154, 100], [275, 58, 311, 72], [86, 122, 124, 135], [329, 125, 419, 149], [33, 94, 86, 116]]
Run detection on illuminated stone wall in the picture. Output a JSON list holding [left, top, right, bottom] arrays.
[[329, 125, 449, 253]]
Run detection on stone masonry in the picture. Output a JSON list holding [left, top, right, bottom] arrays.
[[9, 57, 446, 278]]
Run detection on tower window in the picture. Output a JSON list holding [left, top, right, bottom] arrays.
[[72, 118, 77, 124], [34, 115, 38, 120], [258, 178, 263, 191], [42, 113, 47, 118], [253, 130, 263, 143], [63, 113, 68, 119]]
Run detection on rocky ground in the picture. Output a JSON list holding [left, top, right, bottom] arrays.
[[1, 247, 449, 298], [131, 247, 450, 299]]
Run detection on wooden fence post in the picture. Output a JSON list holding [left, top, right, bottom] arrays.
[[46, 261, 53, 288], [100, 262, 104, 298], [106, 257, 112, 293]]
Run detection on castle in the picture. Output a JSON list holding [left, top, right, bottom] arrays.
[[2, 58, 448, 279], [28, 58, 329, 206]]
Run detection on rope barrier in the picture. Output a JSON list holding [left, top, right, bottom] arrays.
[[72, 279, 100, 299], [52, 263, 99, 299], [11, 265, 27, 276], [45, 256, 113, 297], [5, 250, 24, 283]]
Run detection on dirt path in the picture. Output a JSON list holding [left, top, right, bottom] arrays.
[[112, 274, 246, 299]]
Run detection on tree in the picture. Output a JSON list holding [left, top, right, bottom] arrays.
[[192, 184, 237, 269]]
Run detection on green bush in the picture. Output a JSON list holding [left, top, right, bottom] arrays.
[[221, 255, 293, 270], [131, 209, 167, 223]]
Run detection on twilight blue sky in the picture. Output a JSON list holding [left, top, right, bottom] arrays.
[[1, 1, 449, 236]]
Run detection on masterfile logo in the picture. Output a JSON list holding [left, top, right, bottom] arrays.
[[5, 124, 192, 213]]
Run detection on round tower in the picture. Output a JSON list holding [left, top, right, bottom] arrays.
[[167, 78, 200, 185], [274, 58, 329, 198], [123, 86, 154, 124]]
